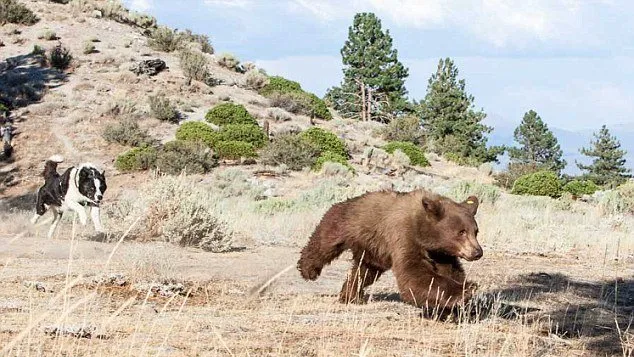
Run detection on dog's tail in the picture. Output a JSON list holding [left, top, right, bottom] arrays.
[[42, 155, 64, 179]]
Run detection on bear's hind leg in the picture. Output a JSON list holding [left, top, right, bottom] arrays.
[[339, 253, 384, 304]]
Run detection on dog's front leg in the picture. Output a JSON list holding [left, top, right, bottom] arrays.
[[47, 209, 62, 239], [90, 206, 104, 233], [66, 201, 88, 225]]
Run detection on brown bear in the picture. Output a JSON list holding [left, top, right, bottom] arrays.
[[297, 189, 482, 313]]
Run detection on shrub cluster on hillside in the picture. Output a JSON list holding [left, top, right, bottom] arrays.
[[103, 119, 155, 147], [148, 94, 179, 122], [260, 134, 320, 170], [300, 127, 348, 159], [562, 180, 599, 197], [0, 0, 39, 25], [175, 121, 218, 148], [384, 141, 429, 167], [49, 44, 73, 70], [115, 141, 217, 175], [259, 76, 332, 120], [205, 103, 257, 126]]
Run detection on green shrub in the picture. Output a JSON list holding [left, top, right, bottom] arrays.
[[102, 119, 154, 147], [218, 124, 267, 148], [267, 91, 311, 114], [306, 93, 332, 120], [0, 0, 39, 25], [179, 47, 209, 82], [175, 121, 218, 148], [155, 140, 217, 175], [259, 76, 302, 96], [115, 145, 158, 172], [214, 141, 257, 160], [31, 44, 45, 56], [49, 44, 73, 70], [384, 141, 429, 167], [205, 103, 256, 126], [148, 26, 182, 52], [449, 181, 501, 205], [562, 180, 600, 197], [380, 115, 424, 145], [313, 151, 353, 172], [511, 171, 562, 198], [259, 134, 320, 171], [149, 95, 179, 123], [300, 127, 348, 158]]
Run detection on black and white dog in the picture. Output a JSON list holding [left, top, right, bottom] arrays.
[[30, 155, 107, 238]]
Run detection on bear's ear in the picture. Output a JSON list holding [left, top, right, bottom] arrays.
[[422, 197, 444, 219], [462, 196, 479, 215]]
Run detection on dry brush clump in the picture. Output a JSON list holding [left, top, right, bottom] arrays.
[[116, 175, 234, 252]]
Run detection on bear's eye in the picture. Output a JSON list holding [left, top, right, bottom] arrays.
[[459, 230, 467, 236]]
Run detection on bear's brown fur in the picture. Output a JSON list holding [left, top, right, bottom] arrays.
[[297, 189, 482, 313]]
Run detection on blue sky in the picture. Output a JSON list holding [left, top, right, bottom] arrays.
[[124, 0, 634, 170]]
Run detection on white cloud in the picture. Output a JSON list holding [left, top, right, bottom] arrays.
[[290, 0, 605, 47], [203, 0, 253, 8], [126, 0, 154, 12]]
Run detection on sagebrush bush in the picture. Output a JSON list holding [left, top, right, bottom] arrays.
[[148, 26, 182, 52], [102, 119, 154, 147], [266, 107, 292, 122], [82, 40, 95, 54], [0, 0, 39, 25], [449, 181, 501, 205], [179, 47, 208, 82], [213, 168, 264, 199], [313, 151, 353, 172], [31, 44, 45, 56], [321, 162, 353, 177], [494, 162, 541, 189], [380, 115, 424, 145], [300, 127, 348, 158], [49, 44, 73, 70], [384, 141, 429, 167], [259, 133, 320, 171], [175, 121, 218, 148], [218, 124, 267, 148], [181, 29, 214, 54], [214, 141, 257, 160], [597, 190, 629, 216], [217, 52, 240, 71], [616, 181, 634, 213], [115, 145, 157, 172], [267, 91, 311, 114], [205, 103, 256, 126], [149, 95, 179, 123], [155, 140, 218, 175], [38, 29, 57, 40], [244, 70, 269, 90], [511, 171, 562, 198], [562, 180, 599, 197], [260, 76, 332, 120], [138, 175, 233, 252]]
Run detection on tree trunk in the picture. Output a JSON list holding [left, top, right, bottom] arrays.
[[360, 81, 366, 121], [367, 88, 373, 122]]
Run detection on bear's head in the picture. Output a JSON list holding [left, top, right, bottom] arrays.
[[420, 195, 483, 261]]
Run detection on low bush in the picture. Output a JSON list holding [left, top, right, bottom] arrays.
[[148, 26, 182, 52], [49, 44, 73, 70], [617, 181, 634, 213], [214, 140, 257, 160], [259, 133, 320, 171], [102, 119, 154, 147], [266, 107, 292, 122], [384, 141, 429, 167], [244, 69, 269, 90], [562, 180, 599, 197], [511, 171, 562, 198], [300, 127, 348, 158], [217, 52, 240, 71], [149, 95, 179, 123], [218, 124, 267, 148], [260, 76, 332, 120], [449, 181, 501, 205], [494, 162, 541, 189], [180, 29, 213, 54], [155, 140, 217, 175], [0, 0, 39, 25], [179, 47, 208, 82], [38, 29, 57, 40], [267, 91, 311, 114], [313, 151, 353, 172], [115, 145, 158, 172], [175, 121, 218, 148], [259, 76, 302, 96], [380, 115, 424, 145], [31, 44, 45, 56], [82, 40, 95, 54], [205, 103, 256, 126]]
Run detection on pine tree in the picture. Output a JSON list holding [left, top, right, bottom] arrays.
[[577, 125, 631, 188], [325, 12, 409, 122], [419, 58, 502, 164], [509, 110, 566, 173]]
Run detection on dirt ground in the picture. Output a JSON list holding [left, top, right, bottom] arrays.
[[0, 227, 632, 356]]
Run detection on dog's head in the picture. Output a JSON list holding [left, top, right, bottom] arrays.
[[77, 165, 107, 204]]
